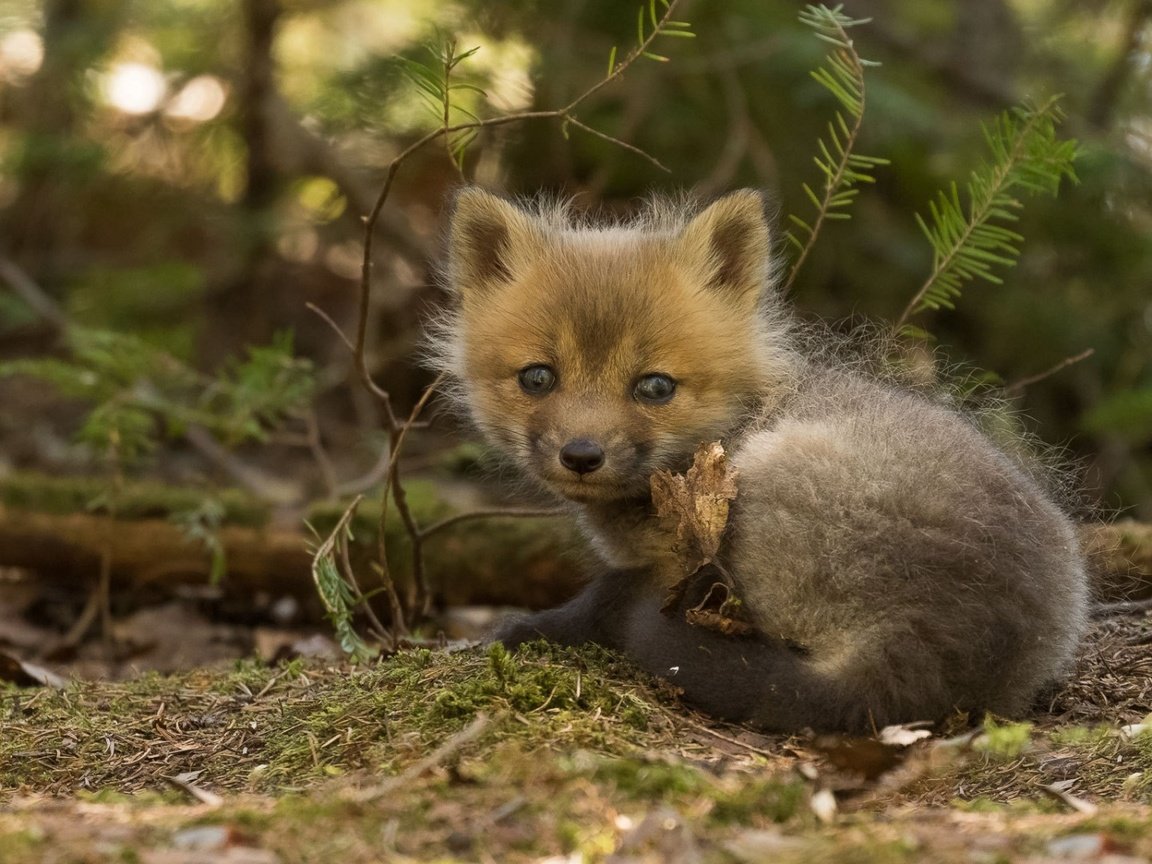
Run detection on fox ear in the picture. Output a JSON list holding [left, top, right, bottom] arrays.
[[447, 188, 539, 293], [678, 190, 771, 304]]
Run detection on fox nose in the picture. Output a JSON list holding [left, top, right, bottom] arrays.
[[559, 439, 605, 475]]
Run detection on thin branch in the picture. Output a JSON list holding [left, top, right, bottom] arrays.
[[336, 515, 390, 641], [419, 507, 564, 541], [564, 115, 670, 172], [304, 410, 340, 499], [1003, 348, 1094, 397], [442, 42, 467, 182], [385, 374, 446, 617], [334, 442, 393, 499], [184, 425, 299, 504], [0, 256, 69, 333], [1088, 0, 1152, 130], [305, 302, 354, 352]]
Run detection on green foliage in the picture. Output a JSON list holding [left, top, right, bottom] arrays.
[[397, 40, 486, 169], [170, 497, 228, 585], [784, 4, 889, 290], [618, 0, 695, 68], [204, 331, 317, 445], [899, 98, 1080, 330], [1082, 387, 1152, 443], [976, 718, 1034, 760], [308, 500, 378, 664], [0, 328, 315, 464]]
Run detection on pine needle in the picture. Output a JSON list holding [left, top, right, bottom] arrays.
[[783, 5, 889, 293], [894, 97, 1079, 333]]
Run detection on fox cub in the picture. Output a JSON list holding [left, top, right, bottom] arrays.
[[432, 187, 1088, 733]]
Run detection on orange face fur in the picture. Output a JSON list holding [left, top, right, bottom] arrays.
[[437, 189, 792, 503]]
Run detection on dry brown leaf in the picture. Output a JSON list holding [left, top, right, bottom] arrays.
[[683, 581, 755, 637], [651, 441, 739, 578], [652, 442, 744, 625]]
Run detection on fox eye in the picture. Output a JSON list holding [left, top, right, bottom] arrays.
[[518, 364, 556, 395], [634, 373, 677, 404]]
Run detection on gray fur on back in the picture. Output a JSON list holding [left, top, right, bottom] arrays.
[[724, 365, 1087, 725]]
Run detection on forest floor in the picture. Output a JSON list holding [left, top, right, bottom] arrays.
[[1, 606, 1151, 863]]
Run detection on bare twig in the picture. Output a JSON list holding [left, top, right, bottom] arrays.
[[305, 302, 355, 352], [383, 373, 447, 617], [0, 256, 69, 333], [1003, 348, 1094, 397], [334, 443, 393, 499], [1091, 597, 1152, 619], [1088, 0, 1152, 130], [184, 425, 300, 504], [336, 513, 390, 641], [304, 410, 340, 499], [420, 507, 564, 541], [564, 115, 670, 172]]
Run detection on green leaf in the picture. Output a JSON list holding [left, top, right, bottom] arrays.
[[1082, 388, 1152, 442]]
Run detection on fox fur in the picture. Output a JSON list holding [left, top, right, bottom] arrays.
[[429, 187, 1089, 733]]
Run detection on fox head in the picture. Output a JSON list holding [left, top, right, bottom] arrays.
[[432, 188, 796, 503]]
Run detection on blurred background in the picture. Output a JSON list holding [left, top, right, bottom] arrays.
[[0, 0, 1149, 526]]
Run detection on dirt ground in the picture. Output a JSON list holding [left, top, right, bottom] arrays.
[[1, 602, 1151, 863]]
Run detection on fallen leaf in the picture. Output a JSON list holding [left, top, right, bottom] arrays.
[[683, 581, 755, 637], [651, 441, 739, 578], [652, 441, 740, 617], [811, 735, 908, 782], [878, 722, 935, 747], [0, 649, 67, 688]]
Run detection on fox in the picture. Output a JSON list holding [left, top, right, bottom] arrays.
[[429, 186, 1089, 733]]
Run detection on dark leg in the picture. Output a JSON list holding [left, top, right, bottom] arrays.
[[619, 604, 859, 731], [494, 568, 898, 733], [491, 568, 647, 651]]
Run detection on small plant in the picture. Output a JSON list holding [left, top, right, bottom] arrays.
[[896, 97, 1079, 335], [784, 4, 889, 292], [0, 327, 314, 462]]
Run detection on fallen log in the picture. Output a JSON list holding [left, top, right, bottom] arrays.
[[0, 473, 583, 616], [0, 474, 1149, 621]]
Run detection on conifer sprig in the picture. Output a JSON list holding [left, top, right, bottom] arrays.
[[612, 0, 695, 69], [0, 328, 315, 461], [895, 97, 1079, 333], [784, 4, 888, 293], [398, 40, 486, 171]]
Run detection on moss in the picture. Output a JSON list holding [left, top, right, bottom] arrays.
[[954, 796, 1007, 813], [428, 643, 651, 726], [1048, 725, 1114, 748], [0, 830, 47, 860], [0, 471, 269, 525], [710, 777, 808, 824], [975, 717, 1034, 760], [590, 755, 709, 799]]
